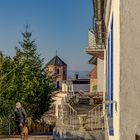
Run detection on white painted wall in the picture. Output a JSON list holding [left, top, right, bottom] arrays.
[[53, 92, 67, 118], [62, 83, 68, 92], [62, 82, 90, 92], [113, 0, 120, 139], [105, 0, 120, 140]]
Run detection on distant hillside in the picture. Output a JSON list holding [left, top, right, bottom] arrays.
[[67, 70, 90, 79]]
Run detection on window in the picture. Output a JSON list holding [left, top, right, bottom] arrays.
[[56, 81, 59, 90], [57, 69, 59, 74]]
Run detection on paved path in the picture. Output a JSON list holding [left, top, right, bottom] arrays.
[[72, 104, 95, 114]]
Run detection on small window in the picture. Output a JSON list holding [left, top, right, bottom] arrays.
[[56, 81, 59, 89], [57, 69, 59, 74]]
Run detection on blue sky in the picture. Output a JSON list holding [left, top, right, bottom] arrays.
[[0, 0, 93, 71]]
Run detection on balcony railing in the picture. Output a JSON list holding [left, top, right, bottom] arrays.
[[57, 94, 105, 131], [57, 97, 79, 130], [85, 27, 105, 59], [88, 28, 97, 49], [88, 27, 106, 49]]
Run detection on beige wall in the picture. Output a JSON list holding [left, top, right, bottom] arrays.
[[90, 79, 97, 92], [46, 65, 67, 88], [97, 58, 104, 92], [105, 0, 140, 139], [47, 65, 55, 75], [120, 0, 140, 139]]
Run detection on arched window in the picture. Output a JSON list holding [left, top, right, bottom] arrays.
[[57, 69, 59, 74]]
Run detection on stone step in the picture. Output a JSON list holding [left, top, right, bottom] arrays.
[[53, 126, 105, 140], [0, 136, 53, 140]]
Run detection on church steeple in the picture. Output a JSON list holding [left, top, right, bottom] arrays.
[[46, 55, 67, 66], [45, 55, 67, 90]]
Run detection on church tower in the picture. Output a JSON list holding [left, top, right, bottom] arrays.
[[45, 55, 67, 90]]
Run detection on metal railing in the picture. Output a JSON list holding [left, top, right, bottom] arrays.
[[86, 104, 104, 131], [58, 97, 79, 130], [57, 96, 105, 131], [65, 92, 75, 102], [104, 112, 110, 140], [88, 28, 106, 50]]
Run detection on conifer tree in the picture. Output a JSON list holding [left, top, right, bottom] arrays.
[[13, 25, 55, 119], [0, 26, 55, 123]]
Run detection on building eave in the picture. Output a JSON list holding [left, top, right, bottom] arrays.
[[92, 0, 106, 46], [89, 57, 97, 65], [104, 0, 113, 28], [86, 48, 104, 60]]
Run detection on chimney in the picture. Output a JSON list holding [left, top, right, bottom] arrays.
[[75, 73, 79, 80]]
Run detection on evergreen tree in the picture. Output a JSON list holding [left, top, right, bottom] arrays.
[[13, 25, 55, 119], [0, 52, 15, 117], [0, 26, 55, 124], [0, 52, 17, 134]]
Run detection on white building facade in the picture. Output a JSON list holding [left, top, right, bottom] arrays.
[[105, 0, 140, 139], [87, 0, 140, 140], [62, 79, 90, 93]]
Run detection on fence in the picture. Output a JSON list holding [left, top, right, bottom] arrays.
[[0, 115, 16, 135], [57, 95, 104, 131], [58, 97, 79, 130], [86, 104, 104, 131]]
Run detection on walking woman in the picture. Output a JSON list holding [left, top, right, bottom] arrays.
[[14, 102, 27, 134]]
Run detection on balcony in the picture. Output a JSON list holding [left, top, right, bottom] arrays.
[[85, 28, 105, 59]]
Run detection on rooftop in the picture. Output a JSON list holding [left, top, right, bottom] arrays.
[[46, 55, 67, 66]]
